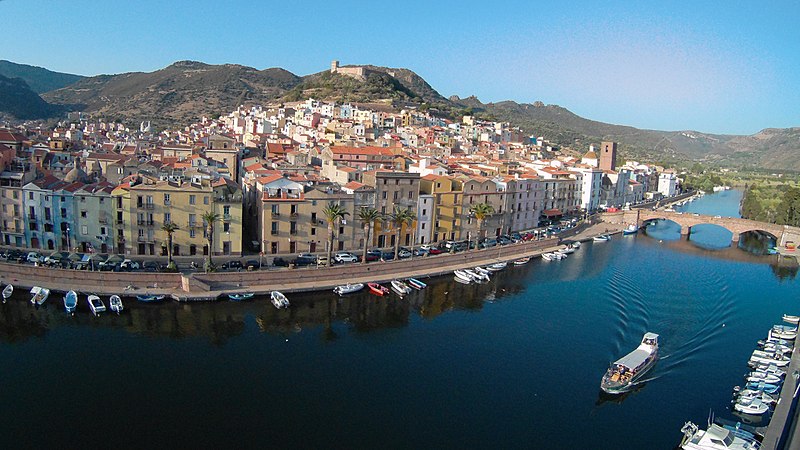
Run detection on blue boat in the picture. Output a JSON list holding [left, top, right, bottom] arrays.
[[744, 381, 781, 394], [64, 290, 78, 314], [623, 224, 639, 235], [228, 292, 255, 302], [136, 294, 166, 303], [407, 278, 427, 290]]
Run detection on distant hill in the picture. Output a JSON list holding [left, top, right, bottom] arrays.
[[0, 60, 84, 94], [0, 74, 64, 120]]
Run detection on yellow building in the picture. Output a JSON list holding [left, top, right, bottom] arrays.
[[112, 175, 242, 257], [420, 174, 463, 243]]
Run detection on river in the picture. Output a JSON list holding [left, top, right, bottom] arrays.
[[1, 190, 798, 448]]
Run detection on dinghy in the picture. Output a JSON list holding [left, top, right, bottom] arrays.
[[29, 286, 49, 305], [136, 294, 166, 303], [390, 280, 412, 296], [63, 290, 78, 314], [406, 278, 426, 290], [367, 282, 389, 296], [333, 283, 364, 295], [109, 295, 123, 314], [453, 270, 473, 284], [2, 284, 12, 303], [87, 294, 106, 316], [270, 291, 290, 309], [227, 292, 255, 301], [486, 262, 507, 271], [783, 314, 800, 324]]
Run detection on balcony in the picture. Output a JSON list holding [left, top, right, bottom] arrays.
[[263, 190, 303, 201], [116, 219, 124, 225], [136, 236, 152, 243], [216, 194, 243, 203], [289, 229, 298, 235], [290, 212, 299, 218], [271, 211, 280, 217], [98, 217, 108, 224], [188, 221, 199, 228], [137, 220, 155, 227], [270, 230, 279, 236], [223, 214, 232, 221], [138, 203, 155, 210]]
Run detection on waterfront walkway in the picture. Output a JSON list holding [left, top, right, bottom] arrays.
[[761, 335, 800, 449]]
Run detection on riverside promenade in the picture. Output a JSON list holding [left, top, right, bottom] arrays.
[[0, 223, 625, 302]]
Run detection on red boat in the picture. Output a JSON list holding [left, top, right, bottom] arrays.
[[368, 282, 389, 296]]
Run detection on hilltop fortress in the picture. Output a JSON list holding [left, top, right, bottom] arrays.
[[330, 60, 394, 81]]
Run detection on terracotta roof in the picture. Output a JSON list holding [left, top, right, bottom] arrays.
[[343, 181, 365, 190]]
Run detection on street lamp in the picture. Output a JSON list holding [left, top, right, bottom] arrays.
[[66, 226, 71, 251]]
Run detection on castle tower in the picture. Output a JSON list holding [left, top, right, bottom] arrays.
[[330, 60, 339, 73], [599, 141, 617, 171]]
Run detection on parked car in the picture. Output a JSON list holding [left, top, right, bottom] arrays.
[[26, 252, 43, 264], [245, 259, 261, 271], [334, 252, 358, 263], [497, 236, 512, 246], [120, 259, 140, 271], [142, 261, 162, 272], [317, 255, 330, 267], [398, 247, 412, 259], [479, 238, 497, 248], [293, 255, 316, 267], [365, 250, 382, 262], [221, 260, 243, 270], [272, 257, 290, 267]]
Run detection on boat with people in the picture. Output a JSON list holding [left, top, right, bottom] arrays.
[[593, 234, 611, 242], [87, 294, 106, 316], [270, 291, 290, 309], [29, 286, 50, 305], [227, 292, 255, 301], [406, 278, 427, 290], [623, 224, 639, 235], [453, 270, 473, 284], [333, 283, 365, 295], [367, 282, 390, 296], [600, 332, 659, 394], [770, 324, 797, 340], [2, 284, 12, 303], [109, 295, 123, 314], [486, 262, 507, 271], [136, 294, 166, 303], [390, 280, 412, 296], [679, 421, 761, 450], [733, 397, 770, 415], [783, 314, 800, 324], [513, 257, 531, 265], [64, 290, 78, 314]]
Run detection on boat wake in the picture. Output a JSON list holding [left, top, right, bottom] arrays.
[[605, 268, 650, 355]]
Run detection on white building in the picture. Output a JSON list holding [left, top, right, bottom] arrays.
[[658, 172, 678, 197], [416, 194, 433, 244]]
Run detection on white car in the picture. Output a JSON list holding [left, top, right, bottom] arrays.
[[334, 252, 358, 263], [26, 252, 43, 264]]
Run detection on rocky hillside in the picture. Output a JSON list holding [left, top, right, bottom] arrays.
[[0, 74, 64, 120], [0, 60, 84, 94]]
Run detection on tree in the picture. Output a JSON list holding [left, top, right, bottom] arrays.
[[388, 206, 416, 259], [469, 202, 495, 249], [202, 211, 220, 272], [322, 202, 349, 266], [161, 221, 180, 271], [358, 207, 382, 264]]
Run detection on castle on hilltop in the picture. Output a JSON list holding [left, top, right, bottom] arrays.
[[330, 60, 393, 81]]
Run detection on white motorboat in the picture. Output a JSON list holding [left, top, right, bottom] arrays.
[[333, 283, 364, 295], [746, 372, 782, 385], [749, 351, 790, 368], [453, 270, 473, 284], [87, 294, 106, 316], [109, 295, 123, 314], [770, 325, 797, 340], [29, 286, 50, 305], [783, 314, 800, 324], [473, 266, 491, 277], [762, 342, 792, 355], [593, 234, 611, 242], [270, 291, 290, 309], [541, 253, 555, 261], [2, 284, 12, 303], [623, 224, 639, 235], [733, 397, 770, 415], [513, 257, 531, 265], [736, 388, 777, 405], [64, 290, 78, 314], [759, 337, 793, 348], [751, 363, 785, 378], [486, 262, 507, 271], [600, 332, 659, 394], [390, 280, 412, 296], [570, 241, 581, 249], [552, 252, 566, 260], [464, 269, 488, 282], [679, 422, 761, 450], [559, 246, 575, 254]]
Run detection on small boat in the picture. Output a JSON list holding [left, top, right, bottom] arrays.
[[390, 280, 412, 296], [64, 290, 78, 314], [109, 295, 123, 314], [558, 246, 575, 254], [333, 283, 365, 295], [758, 337, 793, 348], [2, 284, 12, 303], [750, 350, 791, 367], [473, 266, 491, 277], [513, 257, 531, 265], [783, 314, 800, 324], [29, 286, 50, 305], [136, 294, 166, 303], [623, 224, 639, 235], [541, 253, 555, 261], [733, 397, 770, 415], [736, 389, 777, 406], [87, 294, 106, 316], [762, 342, 792, 355], [270, 291, 290, 309], [770, 325, 797, 340], [679, 422, 762, 450], [406, 278, 427, 290], [367, 282, 389, 296], [486, 262, 507, 271], [464, 269, 488, 282], [743, 381, 781, 394], [453, 270, 473, 284], [600, 332, 659, 394], [570, 241, 581, 249], [228, 292, 255, 301], [751, 363, 785, 378], [593, 234, 611, 242], [746, 372, 782, 385]]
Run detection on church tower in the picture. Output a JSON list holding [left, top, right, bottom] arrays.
[[599, 141, 617, 171]]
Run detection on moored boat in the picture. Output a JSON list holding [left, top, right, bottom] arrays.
[[593, 234, 611, 242], [464, 268, 488, 282], [623, 224, 639, 235], [513, 257, 531, 265], [64, 290, 78, 314], [600, 332, 659, 394], [406, 278, 426, 290], [473, 266, 491, 277], [2, 284, 12, 303], [109, 295, 123, 314], [745, 371, 782, 385], [558, 246, 575, 254], [333, 283, 365, 295], [367, 282, 389, 296], [770, 325, 797, 340], [486, 262, 507, 271], [390, 280, 412, 296], [87, 294, 106, 316], [541, 253, 555, 261], [749, 350, 790, 367], [228, 292, 255, 301], [453, 270, 473, 284], [29, 286, 50, 305], [743, 381, 780, 394], [679, 422, 761, 450], [733, 397, 770, 415], [136, 294, 166, 303], [270, 291, 290, 309], [782, 314, 800, 324], [735, 388, 777, 405]]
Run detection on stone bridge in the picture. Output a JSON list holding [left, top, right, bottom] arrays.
[[603, 210, 800, 245]]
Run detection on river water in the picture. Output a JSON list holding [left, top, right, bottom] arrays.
[[1, 190, 798, 449]]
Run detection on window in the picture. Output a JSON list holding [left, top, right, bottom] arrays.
[[29, 192, 33, 200], [100, 227, 107, 235], [81, 225, 88, 235], [223, 222, 230, 233], [164, 213, 171, 223], [138, 229, 144, 238], [408, 191, 413, 200], [80, 211, 87, 218], [382, 192, 387, 199], [271, 204, 279, 215], [339, 226, 344, 235], [393, 191, 399, 200], [164, 194, 170, 205], [80, 196, 86, 203], [189, 195, 196, 205], [203, 196, 209, 205], [311, 212, 317, 222], [224, 205, 230, 215], [190, 228, 196, 238], [271, 222, 278, 234], [421, 223, 425, 230], [311, 227, 316, 236]]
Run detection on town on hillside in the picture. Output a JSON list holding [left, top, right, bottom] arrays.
[[0, 98, 681, 263]]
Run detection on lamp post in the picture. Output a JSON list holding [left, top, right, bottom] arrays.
[[66, 226, 71, 251]]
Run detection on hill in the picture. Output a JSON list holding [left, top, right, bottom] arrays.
[[0, 74, 64, 120], [0, 60, 84, 94]]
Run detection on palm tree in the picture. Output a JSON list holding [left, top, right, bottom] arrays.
[[202, 211, 220, 272], [470, 202, 495, 249], [358, 207, 382, 264], [388, 206, 416, 259], [322, 202, 349, 266], [161, 221, 180, 271]]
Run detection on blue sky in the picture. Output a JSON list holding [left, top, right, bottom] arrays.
[[2, 0, 798, 135]]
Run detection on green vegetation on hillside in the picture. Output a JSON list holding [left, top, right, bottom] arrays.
[[741, 183, 800, 226]]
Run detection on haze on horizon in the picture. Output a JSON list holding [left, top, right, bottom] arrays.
[[2, 0, 798, 136]]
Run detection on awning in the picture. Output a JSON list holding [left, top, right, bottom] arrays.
[[543, 209, 562, 217]]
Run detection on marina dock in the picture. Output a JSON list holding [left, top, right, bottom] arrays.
[[761, 336, 800, 449]]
